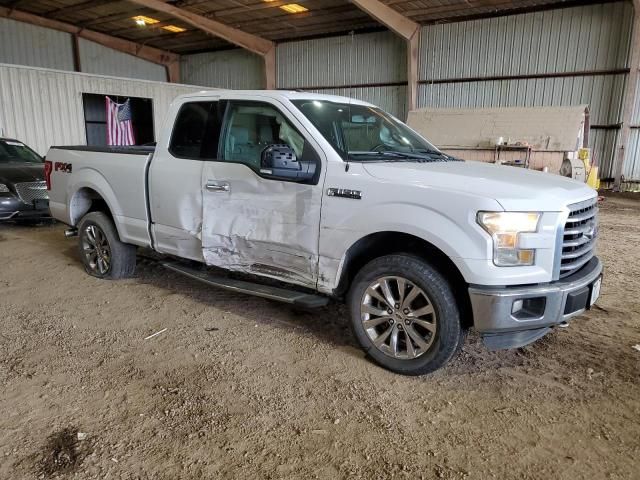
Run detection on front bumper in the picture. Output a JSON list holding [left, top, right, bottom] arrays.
[[0, 196, 51, 221], [469, 257, 603, 349]]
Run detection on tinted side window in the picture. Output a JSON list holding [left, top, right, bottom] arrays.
[[169, 101, 222, 159], [222, 102, 305, 171]]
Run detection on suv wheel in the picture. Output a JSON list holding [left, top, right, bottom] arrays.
[[348, 254, 465, 375], [78, 212, 136, 279]]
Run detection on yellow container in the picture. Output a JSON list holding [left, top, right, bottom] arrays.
[[578, 148, 590, 160], [587, 165, 600, 189]]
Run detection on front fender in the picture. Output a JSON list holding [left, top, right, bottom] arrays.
[[318, 197, 502, 292]]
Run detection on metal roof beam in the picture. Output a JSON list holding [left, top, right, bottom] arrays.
[[0, 6, 181, 83], [350, 0, 418, 39], [350, 0, 420, 116], [127, 0, 276, 88]]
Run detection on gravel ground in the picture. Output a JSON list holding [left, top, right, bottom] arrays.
[[1, 194, 639, 479]]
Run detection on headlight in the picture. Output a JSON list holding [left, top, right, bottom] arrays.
[[477, 212, 541, 266], [0, 184, 10, 193]]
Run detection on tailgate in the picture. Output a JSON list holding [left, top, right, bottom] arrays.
[[45, 148, 73, 224]]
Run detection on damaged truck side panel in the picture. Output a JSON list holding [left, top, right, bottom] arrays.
[[199, 94, 327, 289], [200, 167, 323, 288]]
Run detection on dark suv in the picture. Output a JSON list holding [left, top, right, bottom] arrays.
[[0, 138, 51, 222]]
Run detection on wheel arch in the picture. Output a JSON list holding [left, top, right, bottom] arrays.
[[69, 186, 116, 227], [334, 231, 473, 328]]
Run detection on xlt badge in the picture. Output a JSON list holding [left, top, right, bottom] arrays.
[[327, 188, 362, 200]]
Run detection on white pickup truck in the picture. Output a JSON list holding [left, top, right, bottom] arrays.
[[46, 90, 602, 375]]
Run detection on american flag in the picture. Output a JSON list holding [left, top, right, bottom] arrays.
[[106, 97, 135, 146]]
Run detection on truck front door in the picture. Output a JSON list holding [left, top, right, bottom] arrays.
[[200, 97, 325, 288]]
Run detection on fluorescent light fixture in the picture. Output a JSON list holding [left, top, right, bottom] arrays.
[[162, 25, 187, 33], [280, 3, 308, 13], [132, 15, 160, 26]]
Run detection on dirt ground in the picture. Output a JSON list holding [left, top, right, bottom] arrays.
[[1, 195, 639, 480]]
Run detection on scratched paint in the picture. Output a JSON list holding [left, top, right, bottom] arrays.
[[201, 162, 322, 289]]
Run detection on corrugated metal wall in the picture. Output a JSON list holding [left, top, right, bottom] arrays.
[[625, 129, 640, 180], [2, 3, 640, 182], [0, 64, 202, 155], [0, 17, 167, 83], [418, 75, 626, 125], [622, 64, 640, 182], [78, 38, 167, 82], [302, 85, 408, 121], [418, 1, 633, 179], [276, 31, 408, 119], [419, 4, 631, 80], [181, 49, 263, 89], [0, 17, 75, 71]]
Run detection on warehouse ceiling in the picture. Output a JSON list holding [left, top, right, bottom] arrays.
[[0, 0, 590, 54]]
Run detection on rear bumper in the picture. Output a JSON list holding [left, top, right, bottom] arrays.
[[469, 257, 603, 349], [0, 196, 51, 221]]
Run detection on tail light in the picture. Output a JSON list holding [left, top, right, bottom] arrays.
[[44, 160, 52, 190]]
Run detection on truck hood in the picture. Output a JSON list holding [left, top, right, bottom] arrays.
[[362, 160, 596, 211], [0, 162, 44, 185]]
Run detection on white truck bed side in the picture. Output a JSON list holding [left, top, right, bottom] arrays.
[[47, 147, 153, 248]]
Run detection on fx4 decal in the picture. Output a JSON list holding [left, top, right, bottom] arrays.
[[44, 160, 72, 191], [55, 162, 73, 173]]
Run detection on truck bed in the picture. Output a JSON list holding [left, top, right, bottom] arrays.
[[47, 145, 154, 248]]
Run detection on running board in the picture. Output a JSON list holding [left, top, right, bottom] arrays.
[[161, 261, 329, 309]]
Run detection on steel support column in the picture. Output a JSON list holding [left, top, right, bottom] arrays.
[[614, 6, 640, 189]]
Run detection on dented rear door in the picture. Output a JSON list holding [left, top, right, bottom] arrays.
[[200, 95, 324, 289]]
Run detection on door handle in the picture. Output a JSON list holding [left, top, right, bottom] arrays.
[[206, 181, 230, 192]]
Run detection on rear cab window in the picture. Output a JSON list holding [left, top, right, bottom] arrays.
[[169, 101, 225, 160]]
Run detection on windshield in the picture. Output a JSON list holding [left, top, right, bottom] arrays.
[[0, 140, 43, 164], [291, 99, 449, 162]]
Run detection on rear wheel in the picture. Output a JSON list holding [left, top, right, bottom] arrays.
[[348, 254, 464, 375], [77, 212, 136, 279]]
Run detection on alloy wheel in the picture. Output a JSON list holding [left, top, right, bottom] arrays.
[[360, 276, 437, 359], [81, 224, 111, 275]]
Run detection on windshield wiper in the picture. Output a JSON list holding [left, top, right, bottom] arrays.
[[348, 150, 450, 162], [414, 148, 447, 156]]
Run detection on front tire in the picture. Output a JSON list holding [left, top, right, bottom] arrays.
[[348, 254, 464, 375], [77, 212, 136, 279]]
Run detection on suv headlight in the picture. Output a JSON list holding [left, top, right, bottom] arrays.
[[0, 183, 10, 193], [477, 212, 541, 266]]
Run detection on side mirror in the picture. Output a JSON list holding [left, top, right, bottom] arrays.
[[260, 144, 316, 182]]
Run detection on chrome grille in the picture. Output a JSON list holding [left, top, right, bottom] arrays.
[[560, 199, 598, 278], [14, 181, 48, 203]]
